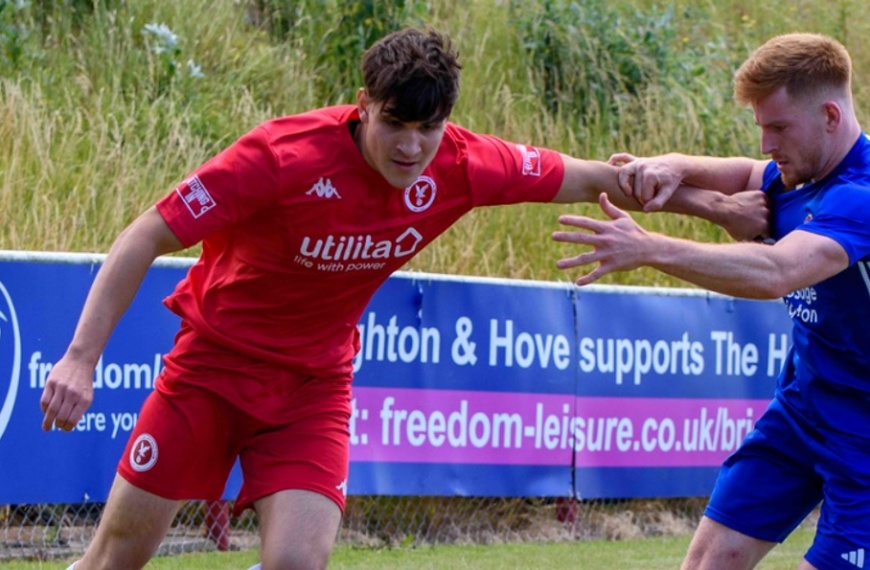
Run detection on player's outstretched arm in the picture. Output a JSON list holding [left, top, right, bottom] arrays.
[[607, 152, 767, 211], [552, 193, 849, 297], [40, 206, 184, 432], [551, 155, 770, 242]]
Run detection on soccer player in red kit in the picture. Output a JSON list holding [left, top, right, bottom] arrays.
[[40, 27, 768, 570]]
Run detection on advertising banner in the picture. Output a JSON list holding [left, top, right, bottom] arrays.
[[0, 252, 792, 503]]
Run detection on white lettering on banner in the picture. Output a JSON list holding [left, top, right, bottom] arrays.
[[355, 398, 757, 454], [768, 333, 790, 377], [353, 312, 441, 372], [111, 412, 139, 439], [451, 317, 477, 366], [74, 412, 106, 434], [63, 410, 139, 440], [28, 352, 162, 390], [709, 331, 758, 376], [578, 332, 704, 385], [351, 316, 784, 383], [488, 319, 571, 369], [28, 351, 53, 389]]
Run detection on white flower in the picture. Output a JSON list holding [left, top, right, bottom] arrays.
[[142, 22, 179, 52], [186, 59, 205, 78]]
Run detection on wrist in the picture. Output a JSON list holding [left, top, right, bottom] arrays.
[[64, 343, 102, 369], [702, 192, 731, 226]]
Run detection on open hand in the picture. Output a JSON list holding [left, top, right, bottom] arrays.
[[552, 193, 652, 285]]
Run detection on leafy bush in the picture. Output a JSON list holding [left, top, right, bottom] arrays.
[[511, 1, 726, 131], [246, 0, 428, 105]]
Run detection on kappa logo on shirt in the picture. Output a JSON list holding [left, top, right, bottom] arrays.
[[129, 433, 158, 472], [515, 144, 541, 176], [175, 175, 216, 219], [404, 176, 436, 212], [307, 177, 342, 199]]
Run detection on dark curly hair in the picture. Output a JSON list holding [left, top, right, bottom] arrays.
[[361, 27, 461, 123]]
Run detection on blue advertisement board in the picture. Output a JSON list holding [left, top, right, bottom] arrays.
[[0, 252, 793, 503]]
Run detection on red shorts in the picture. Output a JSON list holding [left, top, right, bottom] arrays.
[[117, 325, 352, 515]]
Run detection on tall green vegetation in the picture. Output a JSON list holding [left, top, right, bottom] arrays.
[[1, 0, 868, 286]]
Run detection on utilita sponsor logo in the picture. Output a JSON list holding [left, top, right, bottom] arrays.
[[0, 281, 21, 444], [298, 228, 423, 262]]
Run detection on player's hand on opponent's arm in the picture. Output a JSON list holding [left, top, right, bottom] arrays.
[[551, 193, 653, 286], [715, 189, 771, 242], [40, 355, 95, 432], [609, 152, 771, 242], [608, 152, 685, 212]]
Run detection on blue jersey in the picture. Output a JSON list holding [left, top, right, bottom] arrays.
[[763, 134, 870, 440]]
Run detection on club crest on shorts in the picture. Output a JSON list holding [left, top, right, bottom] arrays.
[[130, 433, 158, 472]]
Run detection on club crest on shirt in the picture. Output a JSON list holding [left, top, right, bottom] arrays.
[[515, 144, 541, 176], [404, 176, 437, 213], [175, 174, 217, 219]]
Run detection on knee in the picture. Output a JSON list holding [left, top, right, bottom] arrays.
[[683, 539, 755, 570], [262, 544, 332, 570]]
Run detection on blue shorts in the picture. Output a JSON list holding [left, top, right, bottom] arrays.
[[706, 397, 870, 569]]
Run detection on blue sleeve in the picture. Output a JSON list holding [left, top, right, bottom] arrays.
[[761, 160, 781, 193], [803, 184, 870, 264]]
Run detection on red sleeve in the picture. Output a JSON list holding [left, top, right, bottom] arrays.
[[460, 129, 564, 207], [155, 125, 281, 247]]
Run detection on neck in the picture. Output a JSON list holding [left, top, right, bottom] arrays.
[[814, 118, 862, 183]]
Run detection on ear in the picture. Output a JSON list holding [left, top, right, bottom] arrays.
[[357, 88, 369, 122], [822, 100, 842, 132]]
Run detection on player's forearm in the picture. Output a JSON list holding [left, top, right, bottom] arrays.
[[64, 209, 182, 367], [65, 241, 159, 365], [660, 154, 761, 195], [655, 185, 728, 219], [647, 236, 788, 299]]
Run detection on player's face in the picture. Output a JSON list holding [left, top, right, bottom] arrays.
[[356, 94, 447, 189], [754, 86, 833, 188]]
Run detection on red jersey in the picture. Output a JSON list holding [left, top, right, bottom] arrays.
[[156, 105, 564, 376]]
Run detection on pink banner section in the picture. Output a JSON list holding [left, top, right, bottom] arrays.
[[348, 387, 771, 467]]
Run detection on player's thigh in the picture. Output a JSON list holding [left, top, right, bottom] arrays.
[[80, 474, 183, 569], [118, 386, 243, 500], [256, 489, 342, 570], [236, 376, 351, 512], [706, 401, 822, 543]]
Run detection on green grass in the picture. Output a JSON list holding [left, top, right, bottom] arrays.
[[2, 526, 814, 569]]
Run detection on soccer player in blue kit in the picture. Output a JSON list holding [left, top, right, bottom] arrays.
[[552, 33, 870, 570]]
